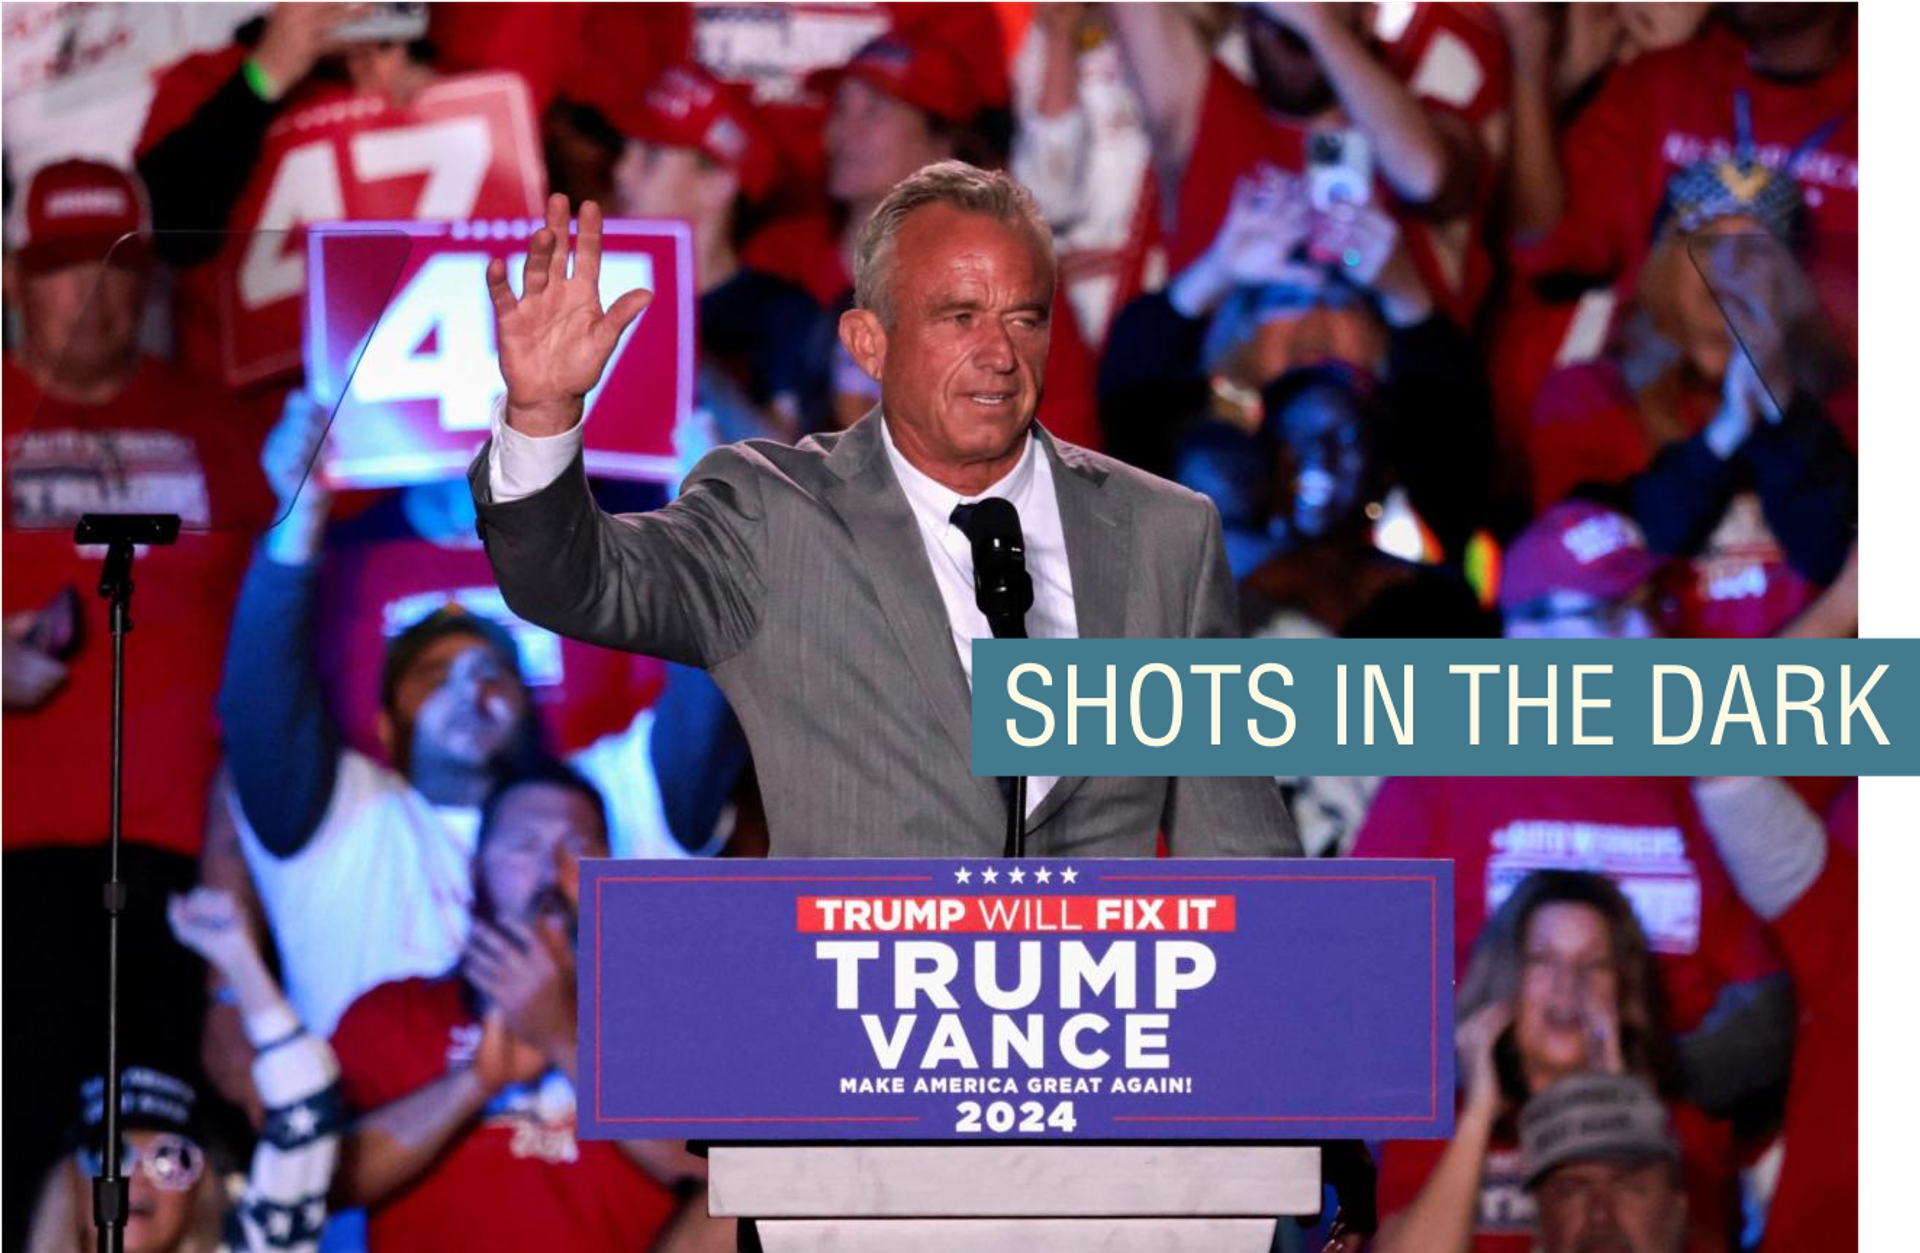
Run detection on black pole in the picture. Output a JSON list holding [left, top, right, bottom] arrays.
[[74, 513, 178, 1253], [94, 569, 129, 1253], [1004, 775, 1028, 860]]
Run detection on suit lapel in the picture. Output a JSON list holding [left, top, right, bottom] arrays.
[[821, 413, 987, 791], [1026, 429, 1132, 835]]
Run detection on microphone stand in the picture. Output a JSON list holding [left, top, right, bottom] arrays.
[[1006, 775, 1028, 860], [75, 512, 180, 1253], [989, 620, 1028, 860]]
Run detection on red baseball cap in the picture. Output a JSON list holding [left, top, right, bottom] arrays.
[[1499, 502, 1666, 611], [13, 159, 151, 274], [599, 63, 779, 202], [806, 34, 979, 126]]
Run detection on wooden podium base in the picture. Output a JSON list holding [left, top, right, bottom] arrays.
[[709, 1144, 1321, 1251]]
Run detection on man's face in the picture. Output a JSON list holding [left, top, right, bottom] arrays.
[[826, 78, 949, 204], [613, 140, 733, 225], [390, 635, 530, 774], [477, 782, 608, 925], [1535, 1160, 1687, 1253], [842, 205, 1053, 480], [1275, 384, 1370, 538], [20, 260, 144, 387]]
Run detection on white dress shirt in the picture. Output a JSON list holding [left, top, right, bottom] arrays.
[[486, 402, 1077, 814]]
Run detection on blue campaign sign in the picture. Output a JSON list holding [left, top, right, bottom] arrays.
[[578, 858, 1453, 1142]]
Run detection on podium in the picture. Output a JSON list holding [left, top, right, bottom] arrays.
[[577, 858, 1452, 1248], [707, 1144, 1321, 1250]]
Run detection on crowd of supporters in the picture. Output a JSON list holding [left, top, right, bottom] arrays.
[[2, 4, 1858, 1252]]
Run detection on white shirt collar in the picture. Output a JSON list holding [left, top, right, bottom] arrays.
[[880, 418, 1039, 528]]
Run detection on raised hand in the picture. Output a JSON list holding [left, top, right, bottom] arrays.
[[1214, 166, 1314, 287], [1171, 165, 1314, 316], [464, 916, 578, 1067], [1456, 1001, 1513, 1118], [2, 610, 68, 711], [262, 390, 332, 513], [169, 887, 263, 972], [259, 389, 335, 563], [252, 3, 369, 99], [1581, 994, 1626, 1075], [168, 886, 283, 1023], [488, 195, 653, 437]]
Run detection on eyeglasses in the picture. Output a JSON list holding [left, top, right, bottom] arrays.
[[77, 1133, 205, 1191]]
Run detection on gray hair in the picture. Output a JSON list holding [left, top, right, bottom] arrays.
[[852, 161, 1055, 327]]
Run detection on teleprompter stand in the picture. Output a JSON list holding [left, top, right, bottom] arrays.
[[75, 512, 180, 1253]]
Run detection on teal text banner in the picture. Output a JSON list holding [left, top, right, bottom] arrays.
[[970, 639, 1920, 777]]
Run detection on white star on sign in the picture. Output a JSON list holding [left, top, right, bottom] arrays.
[[266, 1210, 292, 1239], [1008, 867, 1026, 884], [283, 1102, 318, 1139], [954, 866, 972, 884], [1060, 867, 1079, 884], [981, 866, 999, 884], [304, 1199, 326, 1228], [1034, 867, 1052, 884]]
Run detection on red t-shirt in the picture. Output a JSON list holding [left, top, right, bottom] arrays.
[[1511, 22, 1857, 290], [1377, 1097, 1735, 1252], [1352, 775, 1781, 1033], [2, 356, 267, 856], [332, 976, 678, 1253], [1760, 840, 1856, 1253], [1527, 359, 1823, 640], [313, 516, 662, 759], [1492, 23, 1857, 495], [1168, 4, 1510, 321]]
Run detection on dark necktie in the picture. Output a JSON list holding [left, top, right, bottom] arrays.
[[948, 501, 984, 538]]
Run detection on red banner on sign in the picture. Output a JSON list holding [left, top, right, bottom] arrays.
[[795, 896, 1240, 933]]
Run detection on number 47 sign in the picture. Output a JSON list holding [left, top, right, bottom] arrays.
[[305, 218, 693, 489]]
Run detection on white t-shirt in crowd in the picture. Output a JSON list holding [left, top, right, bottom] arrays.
[[235, 750, 480, 1038], [235, 710, 693, 1036]]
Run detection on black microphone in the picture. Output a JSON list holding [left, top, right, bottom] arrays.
[[956, 497, 1033, 640], [950, 497, 1033, 858]]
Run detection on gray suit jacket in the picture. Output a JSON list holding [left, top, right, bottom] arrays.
[[470, 415, 1299, 859]]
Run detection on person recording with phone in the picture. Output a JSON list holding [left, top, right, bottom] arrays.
[[1108, 1, 1506, 324], [469, 164, 1299, 861]]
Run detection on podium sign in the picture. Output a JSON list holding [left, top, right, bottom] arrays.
[[579, 858, 1452, 1142]]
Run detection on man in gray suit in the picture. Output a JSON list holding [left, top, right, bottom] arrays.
[[470, 162, 1298, 860]]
